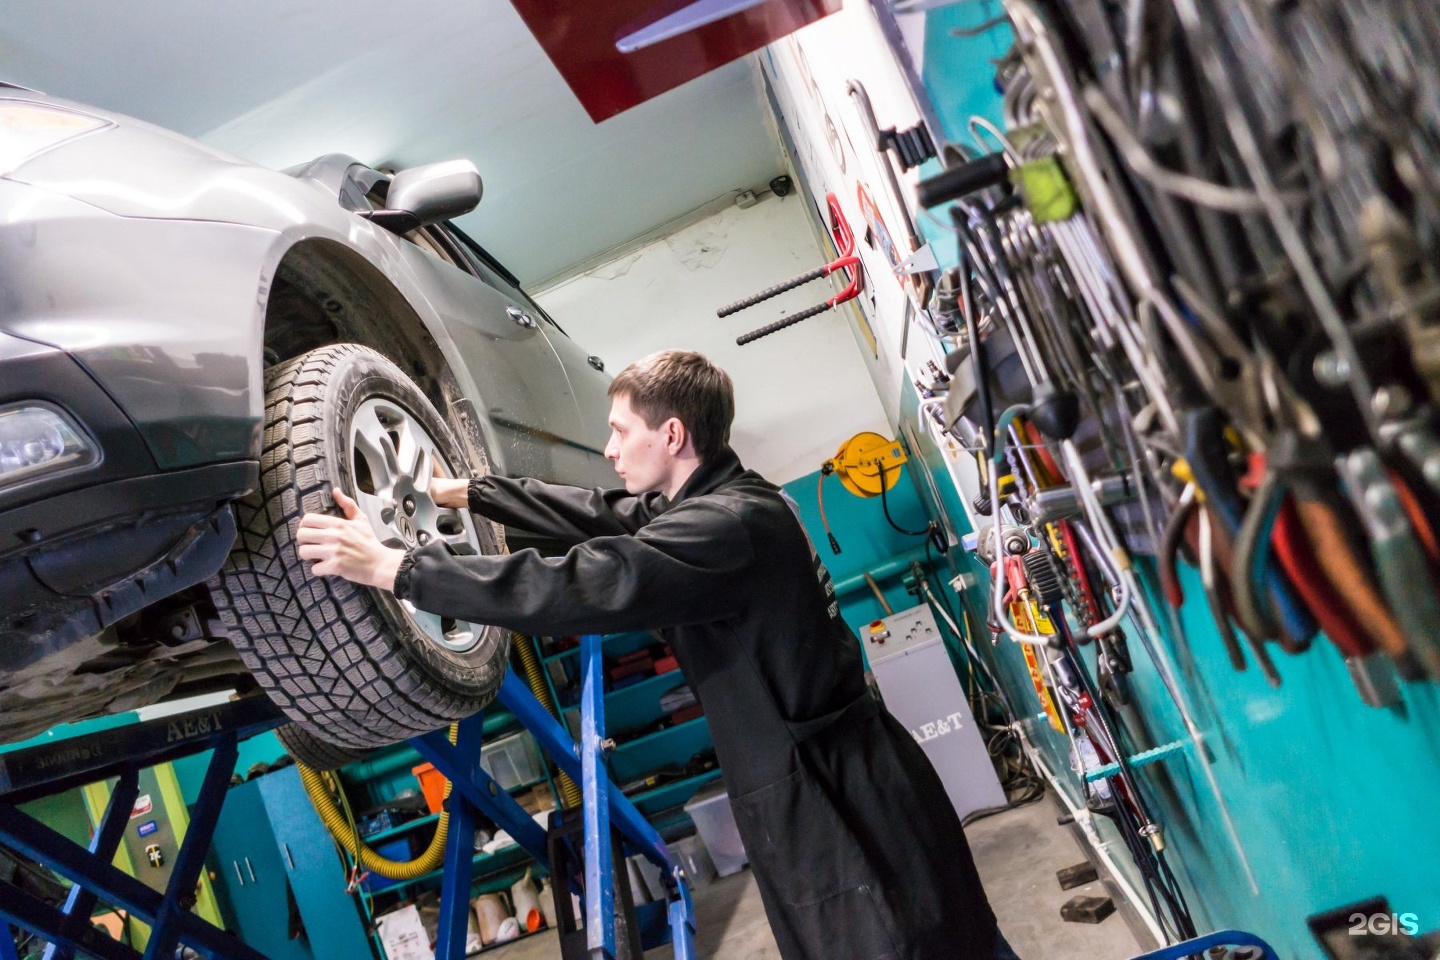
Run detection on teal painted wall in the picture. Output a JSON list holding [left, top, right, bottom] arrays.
[[878, 354, 1440, 958], [780, 446, 980, 689], [922, 1, 1013, 145]]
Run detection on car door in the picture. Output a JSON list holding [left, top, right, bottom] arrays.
[[390, 224, 578, 483], [444, 226, 617, 488], [528, 308, 618, 488]]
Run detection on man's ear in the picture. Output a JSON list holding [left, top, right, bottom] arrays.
[[664, 417, 688, 455]]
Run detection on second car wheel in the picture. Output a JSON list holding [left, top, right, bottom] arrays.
[[212, 343, 510, 749]]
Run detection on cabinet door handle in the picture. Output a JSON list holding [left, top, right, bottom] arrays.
[[244, 857, 255, 883], [233, 861, 245, 886], [282, 844, 295, 870]]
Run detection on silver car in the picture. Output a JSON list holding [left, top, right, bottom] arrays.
[[0, 85, 615, 752]]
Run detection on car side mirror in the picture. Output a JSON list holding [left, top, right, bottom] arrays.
[[364, 159, 482, 232]]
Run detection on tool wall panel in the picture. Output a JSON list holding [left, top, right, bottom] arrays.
[[765, 9, 1440, 953]]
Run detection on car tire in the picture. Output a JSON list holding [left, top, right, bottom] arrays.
[[274, 721, 372, 771], [211, 344, 510, 748]]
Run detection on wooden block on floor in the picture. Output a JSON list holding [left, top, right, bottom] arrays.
[[1060, 895, 1115, 924], [1056, 861, 1099, 890]]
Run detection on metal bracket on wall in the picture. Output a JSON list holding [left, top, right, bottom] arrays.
[[1082, 739, 1190, 784]]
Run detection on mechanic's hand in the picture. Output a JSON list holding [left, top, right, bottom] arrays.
[[297, 489, 406, 591], [430, 473, 470, 511]]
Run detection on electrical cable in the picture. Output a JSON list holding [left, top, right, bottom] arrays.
[[873, 462, 948, 559], [817, 469, 842, 554], [876, 461, 931, 537]]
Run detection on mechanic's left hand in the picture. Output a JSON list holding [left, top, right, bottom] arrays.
[[297, 489, 406, 590]]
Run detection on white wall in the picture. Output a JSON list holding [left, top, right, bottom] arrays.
[[762, 3, 986, 525], [761, 4, 946, 427], [535, 194, 891, 485]]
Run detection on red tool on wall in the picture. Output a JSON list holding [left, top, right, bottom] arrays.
[[717, 193, 864, 346]]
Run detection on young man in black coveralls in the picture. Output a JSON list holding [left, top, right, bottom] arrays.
[[297, 350, 1019, 960]]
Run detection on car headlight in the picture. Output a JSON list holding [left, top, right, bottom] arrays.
[[0, 403, 98, 489], [0, 100, 113, 176]]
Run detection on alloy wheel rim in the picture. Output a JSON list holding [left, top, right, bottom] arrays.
[[348, 397, 485, 653]]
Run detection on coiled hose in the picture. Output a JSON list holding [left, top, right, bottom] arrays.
[[513, 631, 582, 809], [302, 633, 575, 876], [299, 724, 456, 880]]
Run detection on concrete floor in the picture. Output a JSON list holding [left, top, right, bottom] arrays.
[[480, 792, 1144, 959]]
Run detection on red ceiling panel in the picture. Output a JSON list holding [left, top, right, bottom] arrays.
[[509, 0, 842, 122]]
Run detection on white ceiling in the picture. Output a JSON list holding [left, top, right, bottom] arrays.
[[0, 0, 788, 286]]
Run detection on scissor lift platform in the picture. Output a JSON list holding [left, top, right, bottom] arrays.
[[0, 634, 695, 960]]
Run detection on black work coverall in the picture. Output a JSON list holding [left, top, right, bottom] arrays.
[[394, 447, 998, 960]]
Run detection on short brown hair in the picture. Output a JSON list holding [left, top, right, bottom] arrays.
[[607, 350, 735, 460]]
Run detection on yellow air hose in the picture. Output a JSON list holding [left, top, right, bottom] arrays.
[[513, 631, 583, 810], [299, 724, 456, 880], [302, 632, 577, 877]]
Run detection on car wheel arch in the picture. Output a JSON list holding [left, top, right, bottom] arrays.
[[259, 235, 507, 480]]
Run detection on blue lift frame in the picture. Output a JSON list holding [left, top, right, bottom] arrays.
[[0, 635, 695, 960], [0, 633, 1271, 960], [1128, 929, 1278, 960]]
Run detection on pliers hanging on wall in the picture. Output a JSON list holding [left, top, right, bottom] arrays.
[[1159, 476, 1279, 685], [718, 193, 863, 346]]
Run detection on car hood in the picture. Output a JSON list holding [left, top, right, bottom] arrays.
[[1, 90, 341, 229]]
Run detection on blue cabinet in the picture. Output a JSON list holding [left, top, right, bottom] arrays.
[[208, 779, 314, 960], [206, 767, 373, 960]]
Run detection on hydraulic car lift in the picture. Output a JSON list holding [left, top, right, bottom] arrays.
[[0, 628, 1280, 960], [0, 634, 695, 960]]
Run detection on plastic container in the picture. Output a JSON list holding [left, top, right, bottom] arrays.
[[411, 762, 447, 815], [538, 877, 559, 931], [481, 731, 544, 791], [633, 854, 665, 901], [626, 855, 654, 904], [511, 867, 545, 932], [472, 892, 510, 945], [683, 786, 748, 877], [667, 835, 716, 889]]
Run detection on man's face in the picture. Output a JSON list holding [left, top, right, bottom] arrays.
[[605, 394, 675, 494]]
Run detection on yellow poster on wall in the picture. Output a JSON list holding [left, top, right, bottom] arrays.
[[82, 762, 224, 950]]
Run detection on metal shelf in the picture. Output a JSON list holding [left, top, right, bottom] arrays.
[[559, 670, 688, 714], [541, 630, 656, 664], [627, 769, 722, 818], [361, 775, 549, 846]]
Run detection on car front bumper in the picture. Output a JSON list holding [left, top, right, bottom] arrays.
[[0, 330, 257, 666]]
